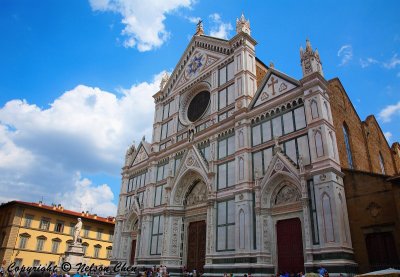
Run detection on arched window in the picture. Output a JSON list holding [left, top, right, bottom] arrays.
[[311, 100, 319, 119], [342, 124, 353, 169], [322, 194, 335, 242], [324, 101, 331, 121], [329, 132, 336, 159], [315, 131, 324, 157], [379, 152, 385, 174]]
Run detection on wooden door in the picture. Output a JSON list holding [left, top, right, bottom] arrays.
[[130, 239, 136, 264], [276, 218, 304, 273], [187, 220, 206, 274], [366, 232, 399, 270]]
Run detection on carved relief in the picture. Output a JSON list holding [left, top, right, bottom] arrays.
[[366, 202, 381, 218], [171, 218, 179, 255], [263, 216, 270, 251], [274, 185, 301, 206], [279, 82, 287, 92], [186, 182, 207, 206], [132, 147, 148, 166]]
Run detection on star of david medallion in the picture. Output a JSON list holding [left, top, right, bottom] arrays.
[[186, 53, 205, 78]]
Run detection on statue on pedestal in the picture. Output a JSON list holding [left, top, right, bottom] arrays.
[[73, 218, 82, 244]]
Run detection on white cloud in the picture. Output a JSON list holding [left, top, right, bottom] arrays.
[[383, 53, 400, 69], [384, 131, 393, 143], [209, 13, 232, 40], [89, 0, 194, 51], [337, 45, 353, 66], [378, 101, 400, 122], [360, 57, 379, 68], [55, 173, 117, 216], [0, 72, 164, 215], [185, 16, 201, 24]]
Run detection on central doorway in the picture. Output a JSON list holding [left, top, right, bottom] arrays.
[[276, 218, 304, 273], [187, 220, 206, 274]]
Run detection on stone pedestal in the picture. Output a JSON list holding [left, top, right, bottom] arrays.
[[64, 243, 88, 273]]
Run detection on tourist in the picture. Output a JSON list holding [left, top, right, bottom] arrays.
[[318, 266, 328, 277]]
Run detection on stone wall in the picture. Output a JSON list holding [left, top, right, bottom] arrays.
[[343, 169, 400, 273], [328, 78, 399, 175]]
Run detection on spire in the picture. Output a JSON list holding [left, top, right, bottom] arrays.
[[236, 12, 251, 35], [300, 38, 324, 77], [195, 19, 204, 36]]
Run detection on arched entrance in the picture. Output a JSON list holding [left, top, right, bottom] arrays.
[[125, 212, 139, 265], [171, 167, 210, 275], [260, 174, 305, 274], [184, 180, 208, 274]]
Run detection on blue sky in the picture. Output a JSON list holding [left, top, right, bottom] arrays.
[[0, 0, 399, 216]]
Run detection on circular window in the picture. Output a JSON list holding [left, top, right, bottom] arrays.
[[187, 90, 210, 122]]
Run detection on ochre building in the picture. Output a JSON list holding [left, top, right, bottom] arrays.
[[0, 201, 115, 269], [111, 15, 400, 276]]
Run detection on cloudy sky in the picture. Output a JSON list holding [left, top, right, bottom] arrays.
[[1, 0, 399, 216]]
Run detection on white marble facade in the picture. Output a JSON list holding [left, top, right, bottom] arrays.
[[111, 15, 357, 276]]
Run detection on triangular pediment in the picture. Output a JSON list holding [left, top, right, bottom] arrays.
[[130, 142, 149, 167], [160, 35, 231, 96], [173, 145, 209, 185], [260, 150, 300, 187], [250, 68, 300, 109]]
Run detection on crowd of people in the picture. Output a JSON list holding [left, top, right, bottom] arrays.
[[0, 265, 332, 277]]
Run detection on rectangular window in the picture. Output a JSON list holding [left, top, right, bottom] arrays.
[[174, 156, 182, 173], [154, 185, 164, 206], [218, 84, 235, 109], [51, 240, 60, 253], [217, 199, 235, 251], [150, 215, 164, 255], [162, 101, 172, 121], [262, 120, 272, 142], [160, 120, 173, 141], [272, 117, 282, 137], [218, 160, 235, 189], [83, 226, 91, 238], [283, 111, 294, 134], [69, 223, 75, 236], [14, 259, 23, 268], [128, 171, 147, 192], [106, 248, 112, 258], [307, 180, 319, 245], [82, 244, 88, 255], [19, 236, 28, 249], [39, 218, 50, 231], [294, 106, 306, 130], [94, 246, 100, 258], [219, 62, 234, 86], [284, 139, 297, 163], [33, 260, 40, 267], [252, 147, 274, 179], [36, 238, 45, 251], [219, 67, 227, 86], [54, 221, 64, 233], [97, 229, 103, 240], [156, 162, 169, 182], [24, 215, 33, 228], [252, 125, 261, 146], [198, 143, 210, 161], [218, 135, 235, 159]]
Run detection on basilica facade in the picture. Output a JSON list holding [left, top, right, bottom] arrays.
[[111, 15, 400, 276]]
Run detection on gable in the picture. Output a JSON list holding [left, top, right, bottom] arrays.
[[131, 144, 149, 166], [250, 69, 300, 109], [175, 49, 222, 89], [159, 36, 231, 97]]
